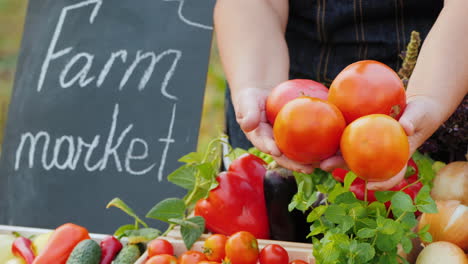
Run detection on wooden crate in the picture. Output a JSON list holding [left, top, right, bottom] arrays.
[[0, 225, 316, 264]]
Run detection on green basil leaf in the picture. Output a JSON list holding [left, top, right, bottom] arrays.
[[368, 202, 387, 217], [114, 224, 136, 239], [106, 198, 148, 228], [308, 223, 328, 237], [335, 192, 359, 204], [379, 219, 399, 235], [197, 163, 216, 180], [339, 216, 355, 233], [359, 218, 377, 229], [125, 228, 160, 244], [418, 224, 430, 234], [146, 198, 186, 222], [399, 212, 418, 229], [307, 205, 327, 223], [167, 165, 197, 190], [328, 184, 346, 203], [178, 152, 204, 164], [344, 172, 358, 190], [375, 191, 396, 203], [349, 205, 368, 221], [325, 204, 346, 224], [357, 228, 376, 238], [391, 192, 416, 212], [181, 216, 205, 250], [401, 236, 413, 254], [355, 242, 375, 263], [419, 231, 433, 243], [415, 186, 438, 213], [412, 151, 436, 187], [376, 233, 398, 252]]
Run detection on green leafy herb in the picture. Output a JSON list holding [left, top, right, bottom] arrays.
[[146, 198, 186, 222], [289, 166, 437, 264], [412, 151, 436, 187], [106, 198, 148, 228]]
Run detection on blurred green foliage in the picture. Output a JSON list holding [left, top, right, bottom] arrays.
[[0, 0, 226, 153]]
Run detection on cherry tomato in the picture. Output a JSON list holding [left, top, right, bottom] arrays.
[[179, 250, 207, 264], [225, 231, 259, 264], [145, 254, 178, 264], [340, 114, 410, 181], [289, 260, 308, 264], [273, 97, 346, 164], [328, 60, 406, 123], [266, 79, 328, 125], [147, 238, 174, 258], [203, 234, 228, 262], [259, 244, 289, 264], [197, 262, 221, 264]]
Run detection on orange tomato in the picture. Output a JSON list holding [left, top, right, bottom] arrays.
[[179, 250, 207, 264], [328, 60, 406, 124], [340, 114, 410, 181], [145, 254, 178, 264], [273, 97, 346, 164], [266, 79, 328, 125], [147, 238, 174, 258], [225, 231, 259, 264], [203, 234, 228, 262]]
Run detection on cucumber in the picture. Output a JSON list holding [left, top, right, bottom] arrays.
[[66, 239, 101, 264], [113, 244, 141, 264]]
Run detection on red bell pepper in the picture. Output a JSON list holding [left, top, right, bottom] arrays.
[[194, 170, 270, 239], [228, 153, 267, 189], [12, 237, 35, 264], [99, 236, 123, 264], [332, 158, 422, 209], [33, 223, 90, 264]]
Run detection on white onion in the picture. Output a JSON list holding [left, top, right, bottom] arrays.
[[431, 161, 468, 205], [416, 241, 468, 264], [419, 200, 468, 252]]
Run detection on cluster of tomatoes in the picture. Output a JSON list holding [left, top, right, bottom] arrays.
[[267, 60, 410, 181], [144, 231, 308, 264]]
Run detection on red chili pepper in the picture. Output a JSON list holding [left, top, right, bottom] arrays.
[[99, 236, 123, 264], [33, 223, 90, 264], [332, 158, 422, 210], [194, 171, 270, 239], [12, 237, 35, 264]]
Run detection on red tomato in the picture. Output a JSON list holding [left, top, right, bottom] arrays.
[[203, 234, 228, 262], [289, 260, 308, 264], [197, 262, 221, 264], [266, 79, 328, 125], [147, 239, 174, 258], [225, 231, 259, 264], [328, 60, 406, 123], [145, 254, 178, 264], [273, 97, 346, 164], [340, 114, 410, 181], [179, 250, 207, 264], [259, 244, 289, 264]]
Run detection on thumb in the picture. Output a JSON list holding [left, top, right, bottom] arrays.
[[233, 91, 263, 133], [398, 100, 429, 154]]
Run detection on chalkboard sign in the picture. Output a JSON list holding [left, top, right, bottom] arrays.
[[0, 0, 215, 233]]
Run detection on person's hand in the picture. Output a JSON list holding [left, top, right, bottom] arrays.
[[232, 87, 317, 173]]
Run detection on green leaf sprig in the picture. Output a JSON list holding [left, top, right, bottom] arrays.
[[290, 162, 438, 264]]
